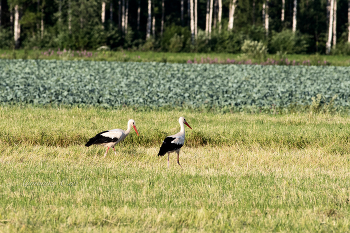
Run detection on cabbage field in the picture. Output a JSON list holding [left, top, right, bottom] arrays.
[[1, 59, 350, 108]]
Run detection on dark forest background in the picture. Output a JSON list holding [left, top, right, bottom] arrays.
[[0, 0, 349, 55]]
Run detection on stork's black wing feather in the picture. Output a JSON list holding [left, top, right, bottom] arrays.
[[158, 137, 183, 156], [85, 131, 119, 147]]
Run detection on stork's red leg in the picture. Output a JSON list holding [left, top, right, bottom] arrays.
[[104, 147, 110, 157], [113, 147, 117, 155]]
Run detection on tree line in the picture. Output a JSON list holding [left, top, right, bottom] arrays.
[[0, 0, 349, 54]]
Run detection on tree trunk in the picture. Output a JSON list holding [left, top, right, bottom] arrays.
[[190, 0, 194, 43], [41, 8, 44, 39], [14, 5, 20, 49], [152, 16, 155, 37], [253, 0, 255, 25], [209, 0, 213, 38], [68, 0, 71, 34], [59, 0, 62, 24], [0, 0, 2, 27], [332, 0, 336, 47], [348, 0, 350, 42], [181, 0, 184, 26], [118, 0, 121, 29], [122, 0, 125, 33], [206, 0, 209, 36], [292, 0, 297, 32], [161, 0, 164, 36], [188, 0, 190, 27], [213, 0, 217, 29], [37, 0, 40, 31], [10, 7, 13, 32], [152, 0, 155, 37], [137, 0, 140, 30], [110, 2, 113, 23], [125, 0, 129, 34], [102, 1, 106, 26], [282, 0, 285, 21], [195, 0, 197, 37], [228, 0, 236, 30], [262, 2, 265, 28], [326, 0, 334, 54], [218, 0, 222, 31], [146, 0, 151, 39], [265, 0, 269, 36]]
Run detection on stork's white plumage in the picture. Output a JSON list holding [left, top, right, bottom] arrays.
[[158, 117, 192, 168], [85, 119, 139, 156]]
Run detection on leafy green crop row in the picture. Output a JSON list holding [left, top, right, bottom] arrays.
[[1, 59, 350, 108]]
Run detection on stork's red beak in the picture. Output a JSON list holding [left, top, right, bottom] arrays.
[[184, 122, 192, 129], [133, 125, 139, 136]]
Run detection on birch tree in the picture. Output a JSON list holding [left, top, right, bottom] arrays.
[[262, 2, 265, 28], [194, 0, 197, 37], [332, 0, 336, 47], [137, 0, 140, 30], [118, 0, 121, 29], [146, 0, 151, 39], [188, 0, 190, 27], [110, 1, 113, 23], [0, 0, 2, 27], [152, 0, 155, 38], [41, 4, 44, 39], [121, 0, 125, 33], [265, 0, 269, 36], [125, 0, 129, 34], [292, 0, 297, 32], [213, 0, 217, 28], [102, 1, 106, 29], [161, 0, 164, 36], [228, 0, 236, 30], [281, 0, 285, 21], [206, 0, 209, 35], [14, 4, 20, 48], [218, 0, 222, 31], [181, 0, 184, 26], [209, 0, 213, 38], [326, 0, 334, 54], [68, 0, 71, 34], [348, 0, 350, 42], [190, 0, 194, 43]]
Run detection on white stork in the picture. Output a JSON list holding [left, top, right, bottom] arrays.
[[85, 119, 139, 156], [158, 117, 192, 168]]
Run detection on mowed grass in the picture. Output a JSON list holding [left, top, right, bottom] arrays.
[[1, 106, 350, 232], [1, 49, 350, 66]]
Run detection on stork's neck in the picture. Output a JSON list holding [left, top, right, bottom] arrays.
[[125, 123, 131, 135], [179, 121, 185, 134]]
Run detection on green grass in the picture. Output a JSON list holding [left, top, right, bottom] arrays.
[[1, 106, 350, 232], [1, 49, 350, 66]]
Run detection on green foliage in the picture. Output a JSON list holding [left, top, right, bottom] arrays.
[[1, 60, 350, 110], [0, 28, 14, 49], [331, 42, 350, 55], [140, 37, 156, 51], [241, 40, 267, 60], [270, 30, 310, 54], [209, 29, 244, 53], [161, 24, 190, 52], [168, 34, 184, 53], [310, 94, 338, 114]]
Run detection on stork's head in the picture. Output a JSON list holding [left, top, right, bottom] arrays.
[[179, 117, 192, 129], [128, 119, 139, 136]]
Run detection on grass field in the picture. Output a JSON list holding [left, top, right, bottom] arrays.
[[1, 106, 350, 232], [1, 49, 350, 66]]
